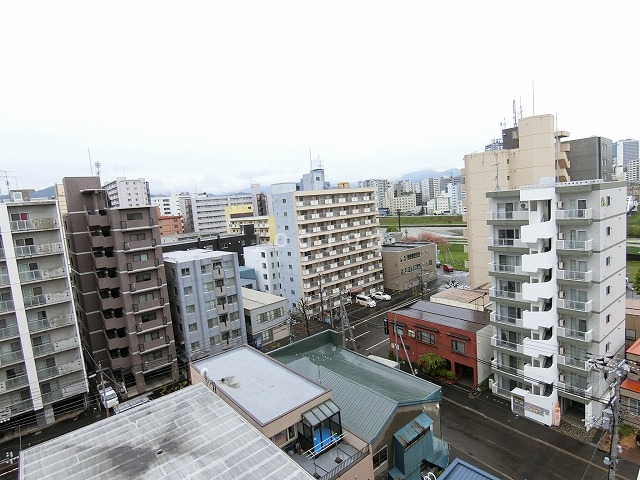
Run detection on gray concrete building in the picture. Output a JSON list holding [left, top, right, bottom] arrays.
[[565, 136, 613, 182]]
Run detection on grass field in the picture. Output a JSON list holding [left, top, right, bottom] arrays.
[[438, 243, 468, 271], [379, 215, 464, 227]]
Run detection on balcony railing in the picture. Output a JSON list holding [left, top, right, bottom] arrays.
[[557, 299, 593, 313], [556, 208, 593, 221], [557, 269, 593, 282], [558, 327, 593, 343], [489, 263, 523, 275], [36, 359, 83, 380], [27, 314, 75, 333], [491, 383, 513, 398], [14, 242, 63, 257], [141, 355, 172, 372], [489, 312, 524, 328], [556, 239, 593, 252], [487, 211, 529, 221], [488, 237, 526, 248], [10, 218, 58, 232], [557, 381, 592, 399], [0, 350, 24, 366], [22, 291, 71, 308], [489, 287, 523, 301], [0, 324, 20, 340], [0, 300, 15, 313], [491, 335, 524, 353], [0, 374, 29, 394], [558, 355, 587, 370], [19, 267, 66, 283]]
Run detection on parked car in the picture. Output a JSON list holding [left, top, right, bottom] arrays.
[[355, 294, 376, 308], [372, 291, 391, 301], [99, 386, 119, 409], [442, 264, 454, 272]]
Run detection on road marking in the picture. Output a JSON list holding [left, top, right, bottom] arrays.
[[366, 339, 388, 351], [353, 330, 369, 340]]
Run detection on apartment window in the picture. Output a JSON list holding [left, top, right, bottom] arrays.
[[261, 252, 266, 258], [626, 329, 636, 341], [606, 226, 611, 236], [203, 282, 214, 292], [186, 305, 195, 314], [136, 272, 152, 282], [205, 300, 216, 310], [138, 293, 154, 303], [606, 285, 611, 295], [188, 323, 198, 332], [144, 331, 160, 342], [191, 341, 200, 351], [605, 342, 610, 352], [285, 225, 289, 230], [130, 233, 146, 241], [133, 253, 149, 262], [282, 199, 286, 203], [606, 256, 611, 266], [263, 274, 268, 280], [372, 445, 388, 469], [184, 286, 193, 295], [10, 212, 28, 221], [287, 252, 291, 257], [606, 196, 611, 206], [126, 212, 143, 220], [181, 268, 190, 276], [416, 330, 436, 345], [262, 263, 267, 269], [630, 398, 640, 416], [606, 314, 611, 324], [141, 311, 157, 322], [210, 335, 220, 346], [201, 264, 212, 274], [217, 297, 226, 306], [451, 340, 465, 354]]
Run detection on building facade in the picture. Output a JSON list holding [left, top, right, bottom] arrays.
[[463, 114, 569, 289], [103, 177, 151, 208], [243, 244, 282, 295], [163, 249, 245, 362], [156, 211, 184, 237], [241, 287, 289, 350], [381, 242, 437, 292], [272, 184, 384, 315], [614, 138, 639, 167], [63, 177, 178, 396], [227, 215, 276, 245], [0, 192, 87, 428], [565, 136, 613, 182], [180, 193, 253, 234], [487, 178, 627, 427]]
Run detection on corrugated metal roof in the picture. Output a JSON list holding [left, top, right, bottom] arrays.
[[391, 300, 489, 332], [20, 384, 315, 480], [627, 337, 640, 356], [438, 458, 502, 480], [393, 413, 433, 447], [271, 336, 441, 443]]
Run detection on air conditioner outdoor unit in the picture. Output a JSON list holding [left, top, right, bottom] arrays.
[[520, 202, 528, 210], [559, 347, 566, 355], [559, 373, 566, 382], [559, 319, 566, 327], [557, 201, 564, 209], [558, 232, 566, 240], [408, 330, 415, 338], [558, 290, 566, 299], [558, 262, 565, 270]]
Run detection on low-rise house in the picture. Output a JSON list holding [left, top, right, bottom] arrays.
[[620, 338, 640, 428], [242, 287, 290, 351]]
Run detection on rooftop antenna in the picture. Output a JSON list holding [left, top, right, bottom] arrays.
[[532, 80, 535, 116], [309, 147, 312, 171], [0, 170, 12, 199], [94, 161, 101, 178], [493, 152, 501, 191], [519, 96, 523, 120], [512, 99, 517, 127]]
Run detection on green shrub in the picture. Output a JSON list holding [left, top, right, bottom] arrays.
[[445, 370, 456, 380]]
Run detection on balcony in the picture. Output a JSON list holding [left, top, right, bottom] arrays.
[[0, 374, 29, 394], [491, 359, 523, 378], [557, 355, 587, 371], [85, 210, 110, 227], [19, 267, 66, 283], [124, 238, 157, 251], [14, 242, 64, 258], [489, 263, 523, 275], [488, 237, 527, 249], [491, 335, 524, 353], [491, 383, 513, 398], [141, 355, 172, 373], [557, 298, 593, 313], [0, 300, 14, 313], [212, 268, 224, 280], [132, 297, 165, 313], [42, 382, 86, 404], [557, 381, 592, 401], [23, 291, 71, 308], [99, 295, 123, 310], [96, 273, 120, 290], [36, 359, 83, 380], [0, 324, 20, 340], [557, 327, 593, 343], [10, 218, 58, 232], [33, 336, 79, 357], [28, 313, 75, 333], [489, 287, 523, 301], [487, 211, 529, 222], [89, 234, 115, 249], [0, 274, 8, 287], [126, 258, 160, 272], [136, 316, 168, 333], [557, 269, 593, 283], [109, 355, 132, 370], [106, 333, 130, 350], [217, 304, 229, 316], [556, 208, 593, 224], [120, 217, 154, 230], [104, 313, 127, 330], [489, 312, 524, 328], [138, 336, 170, 353], [92, 253, 117, 269], [0, 350, 24, 366], [1, 399, 34, 419], [556, 239, 593, 253]]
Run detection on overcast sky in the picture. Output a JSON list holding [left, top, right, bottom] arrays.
[[1, 1, 637, 195]]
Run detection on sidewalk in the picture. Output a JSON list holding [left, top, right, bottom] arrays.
[[439, 381, 640, 479]]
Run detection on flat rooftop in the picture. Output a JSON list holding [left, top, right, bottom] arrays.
[[20, 383, 314, 480], [382, 242, 434, 252], [391, 300, 489, 333], [241, 287, 288, 310], [192, 346, 328, 426], [163, 249, 231, 262], [430, 287, 489, 306]]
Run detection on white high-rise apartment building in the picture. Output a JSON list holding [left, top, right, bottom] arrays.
[[243, 244, 282, 296], [358, 179, 392, 209], [164, 249, 245, 361], [487, 178, 626, 428], [103, 177, 151, 208], [272, 184, 383, 315], [182, 193, 253, 234], [151, 193, 185, 217], [0, 192, 87, 427]]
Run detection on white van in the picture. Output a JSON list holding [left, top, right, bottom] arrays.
[[355, 294, 376, 308]]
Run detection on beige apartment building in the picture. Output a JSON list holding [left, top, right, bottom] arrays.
[[463, 114, 569, 289], [227, 215, 276, 244], [381, 242, 437, 292]]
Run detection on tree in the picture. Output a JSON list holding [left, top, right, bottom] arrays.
[[297, 298, 311, 337], [633, 270, 640, 294], [420, 205, 426, 215], [417, 353, 447, 376], [386, 224, 399, 233]]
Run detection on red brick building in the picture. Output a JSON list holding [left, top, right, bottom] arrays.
[[156, 207, 184, 236], [386, 300, 491, 388]]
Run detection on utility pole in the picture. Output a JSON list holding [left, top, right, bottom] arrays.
[[338, 292, 357, 351], [318, 275, 325, 324], [586, 356, 630, 480], [418, 264, 424, 300]]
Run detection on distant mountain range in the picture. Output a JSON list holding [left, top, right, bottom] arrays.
[[0, 186, 55, 200], [399, 168, 461, 183]]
